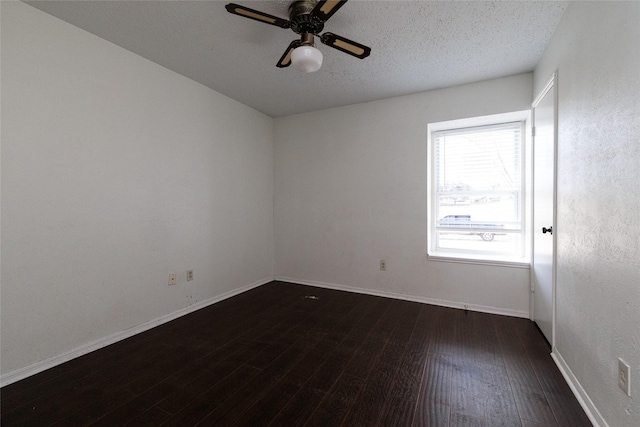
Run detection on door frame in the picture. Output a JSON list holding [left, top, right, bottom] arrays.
[[531, 71, 558, 349]]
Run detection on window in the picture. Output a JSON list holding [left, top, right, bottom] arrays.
[[428, 113, 529, 265]]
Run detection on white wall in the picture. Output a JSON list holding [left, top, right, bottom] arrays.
[[534, 2, 640, 426], [274, 74, 532, 316], [1, 2, 274, 377]]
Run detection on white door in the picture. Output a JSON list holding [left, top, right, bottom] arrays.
[[532, 74, 557, 345]]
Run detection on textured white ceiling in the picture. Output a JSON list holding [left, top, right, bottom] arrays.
[[25, 0, 569, 117]]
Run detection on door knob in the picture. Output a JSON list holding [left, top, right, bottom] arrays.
[[542, 226, 553, 235]]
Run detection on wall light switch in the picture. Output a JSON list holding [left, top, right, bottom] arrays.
[[619, 358, 631, 396], [168, 273, 177, 286]]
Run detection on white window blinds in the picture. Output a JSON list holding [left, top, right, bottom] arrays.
[[430, 121, 525, 260]]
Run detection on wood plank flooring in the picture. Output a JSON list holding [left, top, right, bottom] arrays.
[[1, 281, 592, 426]]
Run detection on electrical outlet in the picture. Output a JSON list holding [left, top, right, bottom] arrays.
[[619, 358, 631, 396], [380, 260, 386, 271], [168, 273, 177, 286], [186, 270, 194, 281]]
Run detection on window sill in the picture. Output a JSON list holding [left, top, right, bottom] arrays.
[[427, 253, 530, 269]]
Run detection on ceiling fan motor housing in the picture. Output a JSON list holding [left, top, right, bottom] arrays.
[[289, 0, 324, 35]]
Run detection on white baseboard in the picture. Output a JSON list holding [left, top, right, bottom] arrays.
[[275, 276, 529, 319], [551, 349, 606, 427], [0, 277, 273, 388]]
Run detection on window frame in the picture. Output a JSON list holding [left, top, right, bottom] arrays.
[[427, 111, 531, 268]]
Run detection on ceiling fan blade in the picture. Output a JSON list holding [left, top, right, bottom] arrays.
[[311, 0, 348, 23], [225, 3, 290, 29], [320, 32, 371, 59], [277, 40, 301, 68]]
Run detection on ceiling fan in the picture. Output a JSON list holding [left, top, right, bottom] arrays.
[[225, 0, 371, 73]]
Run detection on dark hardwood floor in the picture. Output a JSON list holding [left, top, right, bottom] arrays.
[[1, 281, 591, 426]]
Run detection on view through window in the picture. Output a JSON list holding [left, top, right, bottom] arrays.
[[428, 119, 527, 263]]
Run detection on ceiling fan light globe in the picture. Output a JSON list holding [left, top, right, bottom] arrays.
[[291, 45, 323, 73]]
